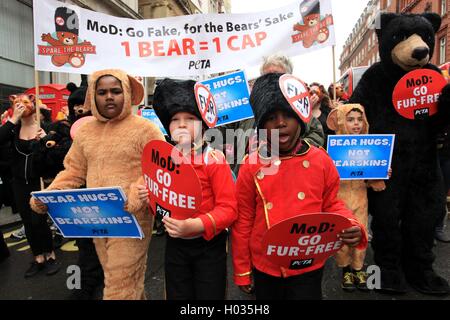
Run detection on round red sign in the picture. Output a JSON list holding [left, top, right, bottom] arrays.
[[261, 213, 353, 270], [141, 140, 203, 220], [392, 69, 447, 120], [194, 83, 218, 128], [279, 74, 312, 124]]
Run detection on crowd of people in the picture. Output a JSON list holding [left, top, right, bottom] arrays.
[[0, 52, 448, 300]]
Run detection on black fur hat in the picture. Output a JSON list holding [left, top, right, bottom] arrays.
[[55, 7, 79, 35], [66, 75, 88, 123], [153, 78, 203, 135], [250, 73, 305, 132], [300, 0, 320, 18]]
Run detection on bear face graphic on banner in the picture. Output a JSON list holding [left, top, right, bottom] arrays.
[[292, 0, 333, 48], [38, 7, 96, 68]]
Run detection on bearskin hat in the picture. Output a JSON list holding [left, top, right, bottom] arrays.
[[55, 7, 79, 35], [250, 72, 305, 133], [300, 0, 320, 18], [152, 78, 204, 135]]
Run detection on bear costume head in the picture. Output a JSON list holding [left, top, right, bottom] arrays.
[[66, 75, 89, 123], [376, 13, 441, 74], [54, 7, 79, 45], [152, 79, 205, 135], [250, 73, 306, 135], [9, 94, 36, 118]]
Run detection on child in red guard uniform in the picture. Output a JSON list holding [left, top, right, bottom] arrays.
[[149, 79, 237, 300], [231, 73, 368, 300]]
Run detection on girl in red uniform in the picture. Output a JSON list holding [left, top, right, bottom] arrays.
[[231, 73, 368, 300], [150, 78, 237, 300]]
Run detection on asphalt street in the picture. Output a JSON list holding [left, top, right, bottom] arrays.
[[0, 219, 449, 300]]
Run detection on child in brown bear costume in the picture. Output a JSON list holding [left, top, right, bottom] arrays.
[[327, 104, 389, 292], [31, 69, 165, 299]]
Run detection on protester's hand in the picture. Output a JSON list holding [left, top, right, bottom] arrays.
[[162, 216, 204, 238], [31, 198, 48, 214], [310, 93, 319, 108], [136, 184, 149, 204], [338, 226, 362, 247], [35, 128, 47, 140], [367, 180, 386, 192], [388, 168, 392, 178], [10, 103, 26, 124], [239, 284, 254, 294]]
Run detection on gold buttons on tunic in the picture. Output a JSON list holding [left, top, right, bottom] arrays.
[[298, 192, 305, 200], [266, 202, 273, 210], [256, 171, 265, 180], [303, 160, 310, 168]]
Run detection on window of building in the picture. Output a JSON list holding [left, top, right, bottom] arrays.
[[440, 37, 447, 64], [441, 0, 447, 16]]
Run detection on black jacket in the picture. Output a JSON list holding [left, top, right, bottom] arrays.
[[0, 121, 41, 183]]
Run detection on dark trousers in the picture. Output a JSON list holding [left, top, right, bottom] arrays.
[[253, 267, 324, 300], [0, 174, 17, 212], [74, 238, 104, 299], [12, 178, 53, 257], [165, 231, 227, 300]]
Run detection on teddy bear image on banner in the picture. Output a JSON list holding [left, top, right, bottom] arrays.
[[41, 7, 92, 68]]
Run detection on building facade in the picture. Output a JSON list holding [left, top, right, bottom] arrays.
[[339, 0, 449, 76]]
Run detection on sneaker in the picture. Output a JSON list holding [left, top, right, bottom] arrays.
[[342, 271, 356, 292], [45, 258, 61, 276], [24, 261, 45, 278], [10, 226, 26, 241], [354, 270, 369, 291]]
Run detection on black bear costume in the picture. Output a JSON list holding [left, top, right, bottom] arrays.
[[349, 13, 450, 295]]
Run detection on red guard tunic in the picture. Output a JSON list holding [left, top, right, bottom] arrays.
[[231, 143, 368, 286], [190, 147, 238, 241]]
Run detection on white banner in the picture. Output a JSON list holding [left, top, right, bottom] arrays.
[[33, 0, 335, 77]]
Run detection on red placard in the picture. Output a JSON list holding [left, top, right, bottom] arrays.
[[261, 213, 352, 270], [392, 69, 447, 120], [194, 83, 218, 128], [279, 74, 312, 124], [70, 116, 95, 139], [141, 140, 203, 220]]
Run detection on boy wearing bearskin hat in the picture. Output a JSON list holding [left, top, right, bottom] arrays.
[[231, 73, 368, 299], [147, 78, 237, 300]]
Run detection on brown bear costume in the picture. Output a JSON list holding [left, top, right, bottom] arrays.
[[31, 69, 165, 299]]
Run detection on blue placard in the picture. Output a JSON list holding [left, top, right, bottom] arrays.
[[141, 108, 167, 135], [31, 187, 144, 239], [326, 134, 395, 180], [201, 70, 254, 126]]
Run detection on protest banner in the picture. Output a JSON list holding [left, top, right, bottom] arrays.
[[140, 108, 167, 135], [392, 69, 447, 120], [142, 140, 203, 220], [262, 213, 352, 270], [34, 0, 335, 77], [327, 134, 395, 180], [201, 70, 253, 126], [31, 187, 144, 238]]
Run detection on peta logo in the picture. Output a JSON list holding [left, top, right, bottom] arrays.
[[188, 59, 211, 70]]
